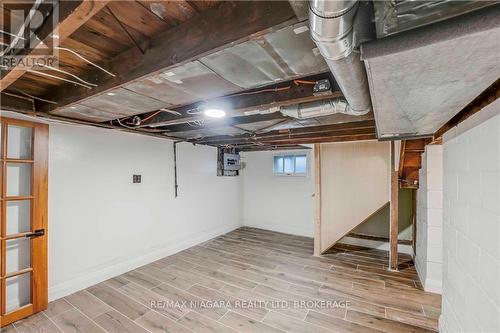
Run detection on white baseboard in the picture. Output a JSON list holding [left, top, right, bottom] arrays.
[[423, 277, 442, 294], [439, 314, 446, 333], [415, 259, 442, 294], [337, 236, 413, 255], [242, 221, 313, 238], [49, 223, 240, 301]]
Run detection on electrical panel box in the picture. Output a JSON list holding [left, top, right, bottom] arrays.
[[217, 147, 240, 176], [223, 153, 240, 171]]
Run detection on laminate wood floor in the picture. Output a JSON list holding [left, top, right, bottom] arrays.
[[5, 227, 441, 333]]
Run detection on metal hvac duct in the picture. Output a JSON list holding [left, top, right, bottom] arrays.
[[280, 98, 365, 119], [309, 0, 372, 115]]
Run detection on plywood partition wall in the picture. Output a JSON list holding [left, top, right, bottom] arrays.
[[318, 141, 391, 253]]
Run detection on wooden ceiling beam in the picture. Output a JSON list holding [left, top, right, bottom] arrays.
[[192, 120, 375, 145], [195, 120, 376, 144], [256, 133, 377, 145], [0, 92, 34, 112], [140, 72, 333, 128], [0, 0, 109, 91], [39, 1, 297, 112]]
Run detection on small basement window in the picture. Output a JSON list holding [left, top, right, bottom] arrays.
[[273, 153, 308, 176]]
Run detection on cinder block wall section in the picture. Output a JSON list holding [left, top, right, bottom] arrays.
[[416, 145, 444, 294], [440, 99, 500, 333]]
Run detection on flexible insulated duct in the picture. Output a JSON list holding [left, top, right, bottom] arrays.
[[280, 98, 365, 119], [309, 0, 372, 115]]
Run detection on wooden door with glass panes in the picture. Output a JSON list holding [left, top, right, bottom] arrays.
[[0, 117, 48, 327]]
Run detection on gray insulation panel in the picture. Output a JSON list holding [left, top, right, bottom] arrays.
[[79, 88, 166, 118], [199, 41, 287, 88], [362, 5, 500, 138], [51, 104, 122, 122], [52, 21, 329, 122], [125, 61, 241, 105], [263, 22, 329, 75], [374, 0, 498, 38]]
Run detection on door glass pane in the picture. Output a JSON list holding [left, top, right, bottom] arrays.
[[7, 125, 33, 159], [6, 163, 32, 197], [7, 200, 31, 235], [273, 156, 283, 173], [6, 238, 31, 274], [284, 155, 294, 173], [6, 272, 31, 313], [295, 155, 307, 174]]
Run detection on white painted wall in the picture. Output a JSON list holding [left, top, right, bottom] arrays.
[[415, 145, 443, 294], [240, 150, 315, 237], [320, 141, 391, 252], [440, 100, 500, 333], [47, 123, 241, 301]]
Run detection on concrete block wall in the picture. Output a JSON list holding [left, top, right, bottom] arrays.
[[440, 100, 500, 333], [415, 145, 443, 294]]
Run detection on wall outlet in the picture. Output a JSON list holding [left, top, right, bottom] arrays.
[[132, 175, 141, 183]]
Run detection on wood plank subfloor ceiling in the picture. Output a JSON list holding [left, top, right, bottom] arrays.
[[6, 227, 441, 333]]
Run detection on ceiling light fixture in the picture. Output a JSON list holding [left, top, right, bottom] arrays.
[[204, 109, 226, 118]]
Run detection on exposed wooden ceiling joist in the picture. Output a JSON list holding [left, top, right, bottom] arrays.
[[138, 73, 334, 128], [196, 120, 376, 145], [233, 134, 378, 146], [0, 0, 109, 91], [38, 1, 297, 113], [0, 92, 34, 112]]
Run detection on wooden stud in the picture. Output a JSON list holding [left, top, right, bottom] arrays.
[[313, 143, 321, 256], [398, 140, 406, 179], [389, 141, 399, 271], [411, 189, 417, 254]]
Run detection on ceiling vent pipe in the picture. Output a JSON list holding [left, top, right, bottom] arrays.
[[309, 0, 372, 115]]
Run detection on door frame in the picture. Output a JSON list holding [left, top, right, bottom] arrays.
[[0, 117, 48, 327]]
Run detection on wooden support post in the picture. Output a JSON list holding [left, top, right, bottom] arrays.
[[389, 141, 399, 270], [314, 143, 322, 256]]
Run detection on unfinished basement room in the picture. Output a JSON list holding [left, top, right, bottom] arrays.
[[0, 0, 499, 332]]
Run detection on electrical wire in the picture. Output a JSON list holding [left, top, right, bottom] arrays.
[[160, 108, 182, 116], [55, 47, 116, 77], [141, 110, 162, 123], [116, 118, 137, 129], [228, 85, 292, 97], [293, 79, 317, 85], [0, 29, 27, 40], [38, 64, 97, 87], [27, 69, 93, 89], [11, 88, 58, 104], [116, 118, 169, 133]]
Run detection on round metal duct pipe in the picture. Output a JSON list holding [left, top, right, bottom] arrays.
[[309, 0, 372, 114]]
